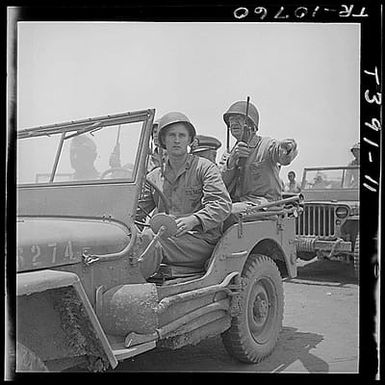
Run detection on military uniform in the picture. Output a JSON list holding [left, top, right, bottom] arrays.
[[138, 153, 232, 278], [221, 134, 298, 203]]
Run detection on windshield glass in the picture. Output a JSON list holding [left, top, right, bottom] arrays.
[[17, 121, 143, 184], [303, 167, 359, 190]]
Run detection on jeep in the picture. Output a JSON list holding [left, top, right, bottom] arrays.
[[294, 166, 360, 276], [15, 109, 301, 372]]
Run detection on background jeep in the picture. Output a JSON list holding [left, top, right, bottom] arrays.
[[294, 166, 360, 276], [15, 109, 301, 372]]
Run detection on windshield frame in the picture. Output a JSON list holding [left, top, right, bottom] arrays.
[[301, 166, 360, 191], [17, 109, 154, 187]]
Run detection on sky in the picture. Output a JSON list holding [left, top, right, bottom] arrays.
[[17, 22, 360, 181]]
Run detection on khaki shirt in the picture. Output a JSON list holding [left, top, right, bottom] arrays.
[[138, 154, 232, 243], [221, 135, 298, 202]]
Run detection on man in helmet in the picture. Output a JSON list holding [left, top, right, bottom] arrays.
[[190, 134, 222, 164], [70, 134, 99, 180], [137, 111, 232, 279], [221, 99, 298, 214], [345, 142, 360, 187]]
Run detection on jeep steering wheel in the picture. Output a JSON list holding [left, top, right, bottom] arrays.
[[100, 167, 132, 179], [135, 178, 170, 227]]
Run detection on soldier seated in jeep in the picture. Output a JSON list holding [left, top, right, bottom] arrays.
[[136, 111, 232, 279], [219, 99, 299, 225], [70, 134, 100, 181]]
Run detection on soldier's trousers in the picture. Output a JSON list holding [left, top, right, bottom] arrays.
[[139, 229, 216, 279]]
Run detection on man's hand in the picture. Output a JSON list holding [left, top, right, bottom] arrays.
[[175, 215, 200, 237], [228, 142, 251, 168], [279, 139, 297, 158], [231, 201, 257, 214]]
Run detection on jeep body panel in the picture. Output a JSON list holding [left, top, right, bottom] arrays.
[[157, 216, 297, 301], [17, 216, 131, 272], [17, 269, 118, 371], [109, 212, 298, 351]]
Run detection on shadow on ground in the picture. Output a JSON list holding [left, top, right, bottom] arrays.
[[113, 326, 327, 373], [293, 258, 358, 286], [256, 327, 328, 373]]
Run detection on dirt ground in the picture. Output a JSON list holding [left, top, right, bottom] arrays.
[[115, 258, 359, 373]]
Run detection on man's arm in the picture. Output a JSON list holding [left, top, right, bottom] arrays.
[[195, 161, 232, 232]]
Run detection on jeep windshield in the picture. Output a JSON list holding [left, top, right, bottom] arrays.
[[17, 111, 153, 185], [302, 167, 360, 190]]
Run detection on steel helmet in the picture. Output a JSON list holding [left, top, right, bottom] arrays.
[[70, 134, 97, 157], [223, 100, 260, 130], [157, 112, 196, 149], [351, 142, 360, 152]]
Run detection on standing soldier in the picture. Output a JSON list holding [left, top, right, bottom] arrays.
[[137, 112, 232, 279], [345, 142, 360, 188], [220, 99, 298, 214], [190, 134, 222, 164], [348, 142, 360, 166]]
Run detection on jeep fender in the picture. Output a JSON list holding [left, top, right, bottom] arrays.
[[213, 219, 297, 279], [17, 270, 118, 371]]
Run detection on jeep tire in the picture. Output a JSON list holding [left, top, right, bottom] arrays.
[[221, 254, 284, 363], [16, 342, 48, 372]]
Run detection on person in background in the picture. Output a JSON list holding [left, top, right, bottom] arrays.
[[190, 134, 222, 164], [148, 119, 166, 172], [312, 172, 330, 189], [284, 171, 301, 194], [220, 99, 298, 215], [345, 142, 360, 188], [70, 134, 99, 180], [136, 112, 232, 279]]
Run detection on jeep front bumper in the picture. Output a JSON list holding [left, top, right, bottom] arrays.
[[296, 236, 352, 254]]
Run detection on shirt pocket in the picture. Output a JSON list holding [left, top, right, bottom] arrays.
[[184, 185, 203, 206]]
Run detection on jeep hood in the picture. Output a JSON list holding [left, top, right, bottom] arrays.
[[302, 189, 359, 202], [17, 216, 131, 272]]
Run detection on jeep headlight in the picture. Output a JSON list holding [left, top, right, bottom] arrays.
[[335, 206, 349, 219]]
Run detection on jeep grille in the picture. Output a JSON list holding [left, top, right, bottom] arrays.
[[296, 205, 335, 236]]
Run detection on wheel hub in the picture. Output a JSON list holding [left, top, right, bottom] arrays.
[[253, 294, 269, 325]]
